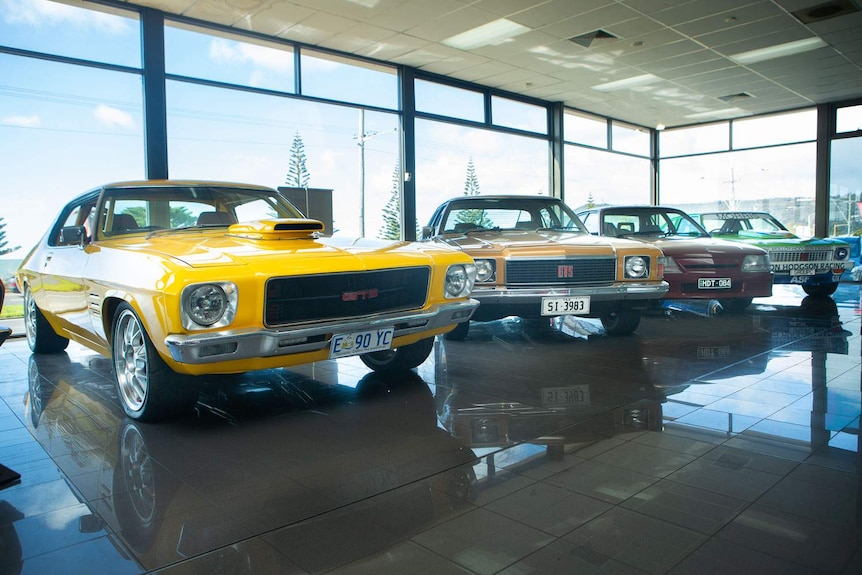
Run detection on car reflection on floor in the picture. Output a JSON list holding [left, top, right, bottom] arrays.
[[24, 353, 479, 572]]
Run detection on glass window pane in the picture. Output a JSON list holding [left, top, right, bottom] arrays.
[[612, 121, 650, 156], [732, 109, 816, 148], [491, 95, 547, 134], [564, 146, 651, 208], [829, 137, 862, 235], [659, 143, 816, 236], [165, 21, 295, 93], [564, 110, 606, 148], [166, 80, 399, 239], [836, 105, 862, 133], [0, 53, 145, 254], [660, 122, 729, 157], [415, 79, 484, 122], [300, 49, 397, 109], [415, 119, 549, 227], [0, 0, 140, 67]]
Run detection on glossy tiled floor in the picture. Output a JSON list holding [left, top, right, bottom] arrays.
[[1, 284, 861, 574]]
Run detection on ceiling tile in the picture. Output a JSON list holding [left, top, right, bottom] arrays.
[[694, 15, 803, 49], [236, 3, 316, 36], [537, 3, 644, 39], [354, 33, 431, 60], [646, 0, 770, 27], [616, 39, 704, 66], [278, 11, 357, 44], [471, 0, 555, 18], [445, 60, 518, 81], [508, 0, 610, 28], [404, 5, 499, 42], [182, 0, 272, 26], [322, 23, 399, 53], [674, 2, 793, 38], [370, 0, 467, 32]]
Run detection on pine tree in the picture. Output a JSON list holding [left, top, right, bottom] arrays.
[[285, 131, 311, 188], [378, 165, 402, 240], [0, 217, 20, 256], [586, 191, 596, 208], [455, 157, 493, 228]]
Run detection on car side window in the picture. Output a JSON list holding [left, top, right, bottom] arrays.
[[51, 200, 96, 246]]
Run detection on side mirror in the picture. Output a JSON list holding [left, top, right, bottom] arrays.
[[58, 226, 86, 246], [420, 226, 434, 241]]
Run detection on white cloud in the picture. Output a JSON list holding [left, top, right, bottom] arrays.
[[3, 114, 40, 127], [2, 0, 130, 34], [93, 104, 135, 129], [209, 38, 292, 72]]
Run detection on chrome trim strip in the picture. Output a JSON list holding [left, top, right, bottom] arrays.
[[165, 299, 478, 364]]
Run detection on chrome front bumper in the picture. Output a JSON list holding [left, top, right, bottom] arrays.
[[165, 299, 479, 364], [470, 281, 669, 305]]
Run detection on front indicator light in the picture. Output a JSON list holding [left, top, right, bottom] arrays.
[[444, 264, 477, 298], [624, 256, 649, 279], [662, 256, 680, 273]]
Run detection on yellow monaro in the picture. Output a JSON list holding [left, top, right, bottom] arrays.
[[17, 181, 478, 421]]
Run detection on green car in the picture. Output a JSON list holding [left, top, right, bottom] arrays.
[[690, 211, 850, 297]]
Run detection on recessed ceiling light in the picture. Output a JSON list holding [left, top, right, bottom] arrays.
[[591, 74, 660, 91], [729, 37, 828, 65], [442, 19, 530, 50]]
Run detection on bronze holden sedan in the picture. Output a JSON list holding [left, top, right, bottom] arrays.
[[421, 195, 668, 339]]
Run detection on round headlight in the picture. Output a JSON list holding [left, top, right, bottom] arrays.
[[624, 256, 649, 279], [186, 284, 228, 326], [835, 246, 849, 260], [445, 264, 477, 298], [475, 259, 495, 282]]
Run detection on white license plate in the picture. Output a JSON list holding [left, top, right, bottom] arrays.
[[698, 277, 731, 289], [541, 296, 590, 316], [330, 327, 394, 359], [543, 385, 590, 406]]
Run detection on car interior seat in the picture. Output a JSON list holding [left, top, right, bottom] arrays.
[[197, 211, 238, 226], [111, 213, 139, 232], [603, 222, 617, 236]]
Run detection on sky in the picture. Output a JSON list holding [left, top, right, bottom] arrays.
[[1, 0, 861, 261]]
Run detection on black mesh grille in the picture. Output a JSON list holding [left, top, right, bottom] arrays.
[[505, 258, 616, 285], [265, 268, 430, 326]]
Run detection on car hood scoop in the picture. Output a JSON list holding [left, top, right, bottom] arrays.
[[227, 219, 324, 240]]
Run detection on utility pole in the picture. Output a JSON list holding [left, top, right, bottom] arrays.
[[355, 109, 396, 237]]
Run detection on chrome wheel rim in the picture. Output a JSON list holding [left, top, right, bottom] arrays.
[[24, 289, 37, 348], [114, 309, 148, 414]]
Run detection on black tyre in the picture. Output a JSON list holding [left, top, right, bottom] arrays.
[[23, 285, 69, 353], [600, 309, 641, 335], [359, 337, 435, 374], [802, 283, 838, 297], [444, 321, 470, 341], [112, 303, 200, 421]]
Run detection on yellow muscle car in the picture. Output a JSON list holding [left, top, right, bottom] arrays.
[[421, 195, 668, 339], [17, 180, 478, 421]]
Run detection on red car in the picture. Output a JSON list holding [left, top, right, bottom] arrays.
[[577, 206, 773, 311]]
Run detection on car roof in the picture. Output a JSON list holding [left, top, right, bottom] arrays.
[[100, 180, 275, 191], [442, 195, 563, 202]]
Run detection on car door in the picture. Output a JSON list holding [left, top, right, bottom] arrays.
[[39, 194, 100, 344]]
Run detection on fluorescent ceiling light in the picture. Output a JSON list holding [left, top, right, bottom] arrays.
[[592, 74, 660, 92], [442, 19, 530, 50], [685, 107, 746, 120], [729, 37, 827, 64]]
